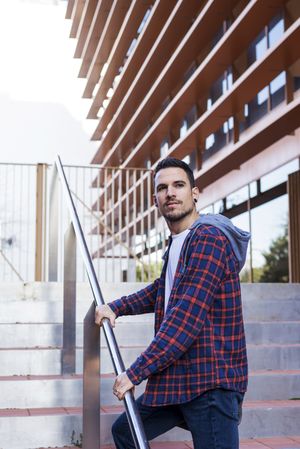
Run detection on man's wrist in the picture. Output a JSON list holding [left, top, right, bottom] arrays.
[[126, 366, 144, 385], [107, 301, 119, 317]]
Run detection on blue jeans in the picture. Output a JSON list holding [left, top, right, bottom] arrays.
[[112, 388, 244, 449]]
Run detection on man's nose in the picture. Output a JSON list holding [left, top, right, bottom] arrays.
[[166, 186, 176, 197]]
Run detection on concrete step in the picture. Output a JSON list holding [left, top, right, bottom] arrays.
[[0, 321, 154, 348], [1, 282, 299, 302], [0, 370, 299, 409], [0, 400, 299, 448], [0, 343, 299, 376], [0, 374, 145, 408], [1, 296, 299, 323], [246, 370, 300, 400], [1, 283, 300, 323], [247, 344, 300, 371], [244, 321, 300, 344], [0, 282, 150, 323], [0, 282, 146, 302], [1, 320, 299, 348]]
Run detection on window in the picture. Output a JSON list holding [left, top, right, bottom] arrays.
[[160, 138, 169, 158], [244, 13, 285, 129], [226, 185, 249, 209], [260, 159, 299, 192]]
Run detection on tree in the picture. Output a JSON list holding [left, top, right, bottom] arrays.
[[259, 225, 289, 282], [136, 261, 163, 282], [240, 267, 263, 283]]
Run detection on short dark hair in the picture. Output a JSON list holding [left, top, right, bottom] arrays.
[[154, 157, 195, 188]]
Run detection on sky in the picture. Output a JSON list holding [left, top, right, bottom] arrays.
[[0, 0, 98, 165]]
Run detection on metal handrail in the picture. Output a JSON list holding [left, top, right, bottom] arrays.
[[54, 155, 150, 449]]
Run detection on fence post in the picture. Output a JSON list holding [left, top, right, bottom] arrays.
[[35, 163, 47, 281], [62, 223, 77, 374], [48, 166, 59, 281], [83, 302, 100, 449]]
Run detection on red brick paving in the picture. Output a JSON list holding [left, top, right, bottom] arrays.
[[243, 400, 300, 408], [38, 437, 300, 449], [255, 436, 300, 448]]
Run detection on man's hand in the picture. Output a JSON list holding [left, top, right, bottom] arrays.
[[95, 304, 116, 328], [113, 372, 134, 401]]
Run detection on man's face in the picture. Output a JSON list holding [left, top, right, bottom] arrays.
[[153, 167, 199, 223]]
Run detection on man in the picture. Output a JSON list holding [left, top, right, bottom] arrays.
[[95, 157, 250, 449]]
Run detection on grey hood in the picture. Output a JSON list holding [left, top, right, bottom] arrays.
[[190, 213, 251, 272]]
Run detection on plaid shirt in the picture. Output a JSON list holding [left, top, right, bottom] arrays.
[[109, 224, 248, 406]]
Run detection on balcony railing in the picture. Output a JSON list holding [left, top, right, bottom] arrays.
[[0, 161, 168, 283]]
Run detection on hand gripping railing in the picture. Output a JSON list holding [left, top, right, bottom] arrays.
[[50, 155, 150, 449]]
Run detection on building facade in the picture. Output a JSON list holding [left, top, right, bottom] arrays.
[[66, 0, 300, 282]]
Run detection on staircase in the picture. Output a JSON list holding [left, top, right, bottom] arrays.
[[0, 282, 300, 449]]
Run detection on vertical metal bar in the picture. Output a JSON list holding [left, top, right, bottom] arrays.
[[133, 170, 137, 281], [162, 219, 166, 255], [147, 173, 151, 282], [35, 163, 45, 281], [3, 165, 8, 281], [72, 166, 77, 280], [104, 168, 108, 281], [19, 165, 23, 279], [247, 184, 253, 283], [82, 302, 100, 449], [126, 170, 130, 281], [112, 169, 115, 281], [96, 168, 100, 281], [119, 170, 122, 280], [43, 166, 48, 282], [154, 199, 158, 272], [141, 172, 144, 281], [26, 166, 31, 280], [90, 167, 93, 278], [48, 166, 59, 281], [11, 165, 16, 280], [83, 167, 86, 282], [62, 223, 77, 374]]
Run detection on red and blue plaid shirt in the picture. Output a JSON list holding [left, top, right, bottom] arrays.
[[109, 224, 248, 406]]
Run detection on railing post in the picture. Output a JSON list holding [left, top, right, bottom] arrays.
[[48, 166, 59, 281], [35, 163, 48, 281], [62, 223, 77, 374], [83, 303, 100, 449]]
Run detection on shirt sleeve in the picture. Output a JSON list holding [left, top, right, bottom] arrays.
[[126, 233, 228, 385], [108, 277, 160, 317]]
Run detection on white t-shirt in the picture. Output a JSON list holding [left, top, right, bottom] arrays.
[[164, 229, 190, 313]]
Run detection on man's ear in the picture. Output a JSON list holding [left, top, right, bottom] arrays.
[[153, 193, 158, 207], [192, 186, 200, 204]]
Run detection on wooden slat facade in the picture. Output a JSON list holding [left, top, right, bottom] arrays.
[[66, 0, 300, 281]]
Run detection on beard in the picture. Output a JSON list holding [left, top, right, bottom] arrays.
[[162, 204, 194, 223]]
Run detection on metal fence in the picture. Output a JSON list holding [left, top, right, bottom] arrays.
[[0, 161, 168, 283], [53, 164, 168, 283], [0, 163, 37, 282]]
